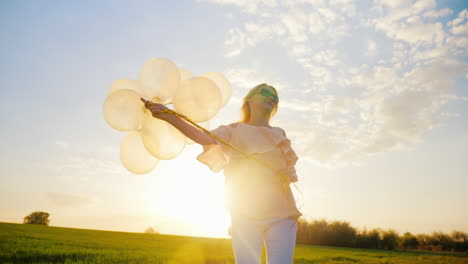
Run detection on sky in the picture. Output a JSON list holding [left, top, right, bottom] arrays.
[[0, 0, 467, 238]]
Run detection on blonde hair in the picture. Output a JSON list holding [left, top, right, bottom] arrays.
[[240, 83, 279, 123]]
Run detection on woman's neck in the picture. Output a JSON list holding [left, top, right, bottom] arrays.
[[245, 115, 270, 127]]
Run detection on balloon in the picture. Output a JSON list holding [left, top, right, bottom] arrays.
[[120, 131, 159, 174], [201, 72, 231, 106], [186, 120, 210, 145], [179, 68, 193, 82], [138, 58, 180, 103], [107, 79, 145, 97], [103, 89, 145, 131], [173, 77, 222, 123], [104, 57, 232, 174], [140, 113, 186, 160]]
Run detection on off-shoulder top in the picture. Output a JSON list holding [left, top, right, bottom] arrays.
[[197, 122, 302, 220]]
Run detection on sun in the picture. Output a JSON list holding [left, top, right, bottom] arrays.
[[147, 147, 231, 238]]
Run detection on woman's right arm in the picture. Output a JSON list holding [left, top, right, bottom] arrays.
[[141, 98, 216, 146]]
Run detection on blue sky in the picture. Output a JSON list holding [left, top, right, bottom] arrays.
[[0, 0, 467, 238]]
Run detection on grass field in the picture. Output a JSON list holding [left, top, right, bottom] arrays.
[[1, 222, 467, 264]]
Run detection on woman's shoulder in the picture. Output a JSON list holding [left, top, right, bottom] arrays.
[[226, 122, 285, 134], [271, 126, 286, 136], [222, 122, 245, 130], [227, 122, 287, 139]]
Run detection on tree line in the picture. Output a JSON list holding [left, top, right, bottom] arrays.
[[296, 218, 468, 253]]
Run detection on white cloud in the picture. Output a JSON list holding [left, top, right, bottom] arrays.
[[278, 99, 314, 112], [451, 23, 468, 35], [353, 66, 398, 92], [330, 0, 356, 16], [285, 56, 466, 166], [280, 11, 309, 42], [373, 89, 442, 142], [317, 7, 337, 23], [447, 9, 467, 27], [423, 8, 453, 19], [244, 22, 274, 41], [224, 67, 288, 94], [446, 36, 468, 48], [313, 49, 340, 66], [197, 0, 278, 14], [374, 0, 411, 9], [405, 57, 467, 92], [412, 0, 436, 13], [224, 28, 247, 57], [412, 45, 448, 61], [198, 0, 467, 166], [216, 1, 352, 59], [224, 68, 267, 89], [290, 44, 312, 57], [374, 15, 445, 45], [308, 12, 326, 34], [447, 10, 467, 35]]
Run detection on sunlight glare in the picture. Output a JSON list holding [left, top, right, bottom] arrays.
[[148, 147, 231, 238]]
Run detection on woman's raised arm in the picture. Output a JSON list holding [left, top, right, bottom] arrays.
[[141, 98, 216, 146]]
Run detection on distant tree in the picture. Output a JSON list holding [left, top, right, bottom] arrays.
[[451, 230, 468, 252], [23, 211, 50, 225], [144, 226, 159, 234], [356, 228, 382, 249], [416, 233, 431, 251], [294, 217, 464, 253], [307, 219, 328, 245], [296, 219, 312, 244], [429, 231, 455, 251], [381, 229, 400, 250], [401, 232, 419, 250], [326, 220, 357, 247]]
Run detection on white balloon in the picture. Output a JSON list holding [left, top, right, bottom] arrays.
[[138, 58, 180, 103], [103, 89, 145, 131], [120, 131, 159, 174], [173, 77, 222, 123], [201, 72, 231, 106], [107, 79, 145, 97], [140, 113, 186, 160], [179, 68, 193, 82]]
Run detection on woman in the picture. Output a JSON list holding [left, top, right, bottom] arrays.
[[142, 83, 301, 264]]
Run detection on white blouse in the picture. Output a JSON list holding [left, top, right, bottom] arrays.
[[197, 122, 302, 220]]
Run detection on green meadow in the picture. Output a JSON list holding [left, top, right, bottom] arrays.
[[1, 222, 466, 264]]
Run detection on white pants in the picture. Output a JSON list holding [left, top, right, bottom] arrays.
[[230, 215, 298, 264]]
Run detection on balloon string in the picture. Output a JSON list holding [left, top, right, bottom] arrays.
[[148, 102, 303, 210], [160, 110, 279, 171]]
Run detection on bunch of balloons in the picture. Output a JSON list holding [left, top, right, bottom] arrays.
[[103, 58, 231, 174]]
